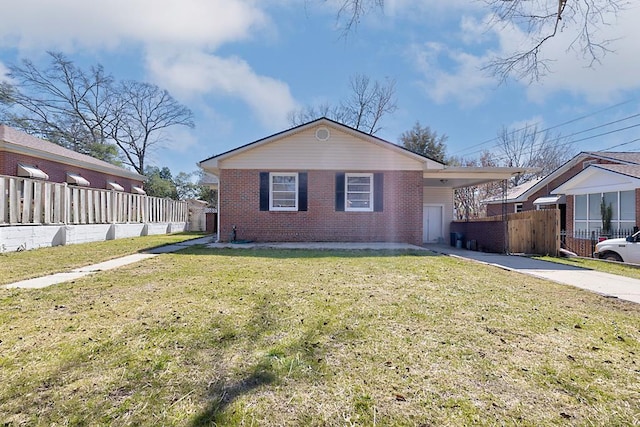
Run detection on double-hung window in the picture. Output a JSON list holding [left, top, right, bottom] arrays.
[[270, 172, 298, 211], [345, 173, 373, 212], [259, 172, 307, 212], [335, 172, 383, 212]]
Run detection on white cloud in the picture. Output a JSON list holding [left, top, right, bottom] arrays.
[[0, 0, 269, 51], [409, 41, 496, 107], [409, 4, 640, 107], [0, 0, 297, 130], [521, 5, 640, 104], [147, 49, 297, 129], [506, 116, 545, 132], [385, 0, 480, 18]]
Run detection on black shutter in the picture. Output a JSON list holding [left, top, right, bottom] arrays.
[[259, 172, 269, 211], [335, 173, 345, 212], [298, 172, 308, 211], [374, 173, 383, 212]]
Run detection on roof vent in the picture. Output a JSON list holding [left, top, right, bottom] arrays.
[[315, 127, 330, 141]]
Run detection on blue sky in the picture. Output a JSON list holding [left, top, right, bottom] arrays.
[[1, 0, 640, 176]]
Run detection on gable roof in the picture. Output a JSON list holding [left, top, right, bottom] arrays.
[[595, 163, 640, 178], [552, 163, 640, 195], [0, 125, 144, 180], [484, 151, 640, 204], [586, 152, 640, 165], [199, 117, 445, 172], [483, 178, 543, 204]]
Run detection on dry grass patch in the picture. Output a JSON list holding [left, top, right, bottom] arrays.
[[1, 248, 639, 426], [0, 232, 208, 285]]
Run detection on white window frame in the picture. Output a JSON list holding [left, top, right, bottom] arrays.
[[345, 173, 373, 212], [573, 191, 636, 234], [514, 203, 523, 213], [269, 172, 298, 211]]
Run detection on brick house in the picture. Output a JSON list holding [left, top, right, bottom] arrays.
[[199, 118, 530, 244], [484, 152, 640, 249], [0, 125, 145, 192], [552, 161, 640, 236]]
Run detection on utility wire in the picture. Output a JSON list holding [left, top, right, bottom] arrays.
[[476, 121, 640, 165], [458, 113, 640, 161], [451, 98, 638, 157]]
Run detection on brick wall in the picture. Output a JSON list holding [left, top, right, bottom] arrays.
[[0, 151, 143, 191], [486, 203, 512, 217], [219, 169, 423, 244], [450, 220, 506, 253]]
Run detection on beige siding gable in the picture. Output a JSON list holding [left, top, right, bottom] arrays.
[[220, 125, 425, 171]]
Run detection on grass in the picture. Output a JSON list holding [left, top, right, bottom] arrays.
[[536, 255, 640, 281], [0, 232, 208, 285], [1, 247, 639, 426]]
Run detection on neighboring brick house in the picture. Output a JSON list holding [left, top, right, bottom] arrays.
[[485, 152, 640, 236], [485, 178, 544, 216], [199, 118, 530, 244], [0, 125, 145, 192], [552, 162, 640, 236]]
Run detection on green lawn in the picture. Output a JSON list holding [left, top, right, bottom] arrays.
[[0, 232, 208, 285], [536, 255, 640, 281], [1, 247, 639, 426]]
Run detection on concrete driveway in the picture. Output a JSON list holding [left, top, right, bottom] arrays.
[[427, 244, 640, 305]]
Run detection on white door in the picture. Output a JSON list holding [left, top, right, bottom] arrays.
[[423, 205, 444, 243]]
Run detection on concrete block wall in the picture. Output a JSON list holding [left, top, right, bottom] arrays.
[[219, 169, 423, 245], [65, 224, 112, 245], [0, 222, 187, 252]]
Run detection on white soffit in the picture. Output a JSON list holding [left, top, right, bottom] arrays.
[[66, 173, 90, 186], [552, 166, 640, 195], [106, 181, 124, 191], [17, 164, 49, 180]]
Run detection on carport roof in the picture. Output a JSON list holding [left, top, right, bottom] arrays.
[[423, 166, 540, 189]]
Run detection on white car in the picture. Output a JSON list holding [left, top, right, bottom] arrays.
[[594, 231, 640, 263]]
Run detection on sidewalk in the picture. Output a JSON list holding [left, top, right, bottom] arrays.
[[2, 236, 215, 289], [426, 244, 640, 304]]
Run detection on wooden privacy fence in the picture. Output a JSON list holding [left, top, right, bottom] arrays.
[[451, 209, 560, 255], [0, 174, 187, 225], [506, 209, 560, 255]]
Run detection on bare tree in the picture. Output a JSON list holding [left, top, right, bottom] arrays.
[[110, 81, 194, 174], [493, 124, 574, 185], [289, 73, 396, 135], [0, 52, 120, 162], [451, 152, 500, 220], [326, 0, 625, 81], [0, 52, 194, 173], [288, 102, 341, 128], [484, 0, 624, 81]]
